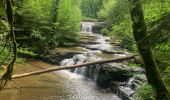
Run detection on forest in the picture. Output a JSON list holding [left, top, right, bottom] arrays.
[[0, 0, 170, 100]]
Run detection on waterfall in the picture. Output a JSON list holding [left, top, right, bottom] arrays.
[[81, 22, 93, 33], [60, 53, 101, 81], [57, 22, 139, 99]]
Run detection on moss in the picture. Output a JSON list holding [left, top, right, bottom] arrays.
[[54, 47, 86, 53], [127, 62, 140, 68], [94, 53, 115, 59]]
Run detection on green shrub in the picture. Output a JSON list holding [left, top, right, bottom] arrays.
[[134, 83, 154, 100], [55, 0, 81, 47]]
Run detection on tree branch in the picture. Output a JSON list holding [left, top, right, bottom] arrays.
[[11, 55, 137, 79]]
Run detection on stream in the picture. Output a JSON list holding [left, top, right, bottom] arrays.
[[0, 22, 139, 100]]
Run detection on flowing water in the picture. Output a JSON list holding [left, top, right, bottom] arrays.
[[81, 22, 93, 33], [0, 22, 130, 100], [57, 22, 130, 100], [57, 22, 124, 100]]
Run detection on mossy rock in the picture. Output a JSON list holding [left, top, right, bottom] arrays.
[[96, 63, 133, 88], [42, 47, 85, 65]]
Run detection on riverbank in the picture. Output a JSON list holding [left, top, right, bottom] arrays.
[[1, 59, 123, 100], [0, 59, 70, 100], [0, 22, 145, 100]]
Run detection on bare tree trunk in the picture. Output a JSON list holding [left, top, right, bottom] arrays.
[[11, 55, 136, 79], [128, 0, 170, 99], [1, 0, 17, 81]]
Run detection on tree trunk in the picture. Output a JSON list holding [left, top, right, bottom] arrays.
[[2, 0, 17, 81], [11, 55, 136, 79], [128, 0, 170, 99]]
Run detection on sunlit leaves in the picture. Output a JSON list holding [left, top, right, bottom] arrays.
[[81, 0, 103, 18], [55, 0, 81, 46], [14, 0, 81, 49], [144, 0, 170, 22]]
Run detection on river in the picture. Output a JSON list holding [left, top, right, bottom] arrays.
[[0, 22, 132, 100]]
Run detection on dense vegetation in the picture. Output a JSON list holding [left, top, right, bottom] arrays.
[[1, 0, 81, 51], [0, 0, 81, 86], [97, 0, 170, 99], [0, 0, 170, 99], [14, 0, 81, 53], [81, 0, 103, 19], [80, 0, 170, 99]]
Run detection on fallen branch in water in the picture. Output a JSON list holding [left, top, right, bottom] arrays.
[[11, 55, 137, 79]]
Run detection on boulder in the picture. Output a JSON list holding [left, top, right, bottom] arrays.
[[42, 48, 84, 65], [96, 63, 134, 88], [101, 50, 125, 55]]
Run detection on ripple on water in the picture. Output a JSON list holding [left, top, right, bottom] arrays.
[[56, 70, 121, 100]]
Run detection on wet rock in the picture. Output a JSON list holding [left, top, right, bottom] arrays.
[[110, 74, 147, 100], [92, 25, 104, 33], [96, 63, 134, 88], [73, 54, 102, 79], [80, 40, 100, 45], [105, 38, 110, 42], [86, 46, 100, 50], [111, 85, 134, 100], [85, 65, 99, 80], [110, 36, 121, 45], [101, 50, 125, 55], [90, 22, 106, 33], [128, 67, 145, 74], [42, 48, 84, 65]]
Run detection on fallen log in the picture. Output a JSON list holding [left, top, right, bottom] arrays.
[[11, 55, 137, 79]]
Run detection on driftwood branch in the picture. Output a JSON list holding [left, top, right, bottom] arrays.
[[11, 55, 137, 79]]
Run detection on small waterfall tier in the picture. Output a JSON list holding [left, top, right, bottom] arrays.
[[81, 22, 94, 33], [60, 53, 102, 80]]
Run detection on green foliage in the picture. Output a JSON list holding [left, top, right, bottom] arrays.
[[98, 0, 170, 51], [164, 67, 170, 90], [13, 0, 81, 53], [148, 12, 170, 46], [98, 0, 129, 25], [98, 0, 135, 50], [54, 0, 81, 46], [0, 0, 6, 16], [82, 16, 98, 22], [81, 0, 103, 18], [110, 19, 134, 50], [15, 57, 26, 64], [0, 44, 12, 64], [14, 0, 54, 52], [98, 1, 170, 99], [134, 83, 154, 100], [18, 48, 38, 57], [153, 42, 170, 73], [0, 19, 11, 65], [0, 7, 5, 16], [97, 0, 115, 19], [143, 0, 170, 23], [0, 19, 9, 37]]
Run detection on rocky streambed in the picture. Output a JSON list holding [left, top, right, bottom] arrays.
[[42, 28, 146, 100], [0, 22, 146, 100]]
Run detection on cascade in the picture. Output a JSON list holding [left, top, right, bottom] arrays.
[[60, 22, 113, 80], [58, 22, 140, 100], [81, 22, 93, 33], [60, 53, 101, 80]]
